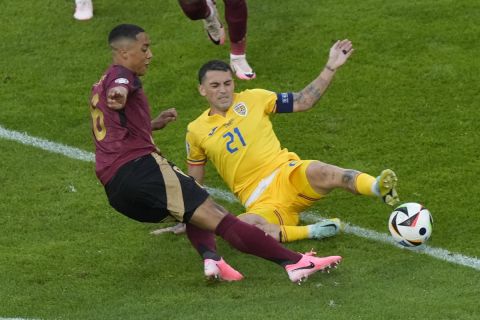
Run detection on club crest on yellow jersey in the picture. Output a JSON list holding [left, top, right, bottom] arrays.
[[233, 102, 248, 116]]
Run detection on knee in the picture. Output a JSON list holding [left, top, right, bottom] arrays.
[[257, 223, 281, 241], [190, 197, 228, 229], [306, 162, 342, 193]]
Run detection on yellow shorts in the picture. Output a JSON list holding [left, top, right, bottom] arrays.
[[242, 160, 323, 226]]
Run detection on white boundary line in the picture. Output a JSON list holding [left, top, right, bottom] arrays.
[[0, 318, 39, 320], [1, 124, 479, 271]]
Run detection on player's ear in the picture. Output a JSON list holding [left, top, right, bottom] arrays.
[[119, 47, 130, 60], [198, 84, 207, 97], [111, 40, 132, 60]]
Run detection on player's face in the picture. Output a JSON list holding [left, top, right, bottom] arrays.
[[125, 32, 152, 76], [199, 70, 235, 113]]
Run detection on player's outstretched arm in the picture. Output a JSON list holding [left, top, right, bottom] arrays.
[[292, 39, 354, 112], [107, 86, 128, 110], [151, 108, 177, 130]]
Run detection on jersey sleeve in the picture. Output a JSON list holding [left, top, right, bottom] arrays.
[[245, 89, 278, 115], [105, 67, 137, 94], [186, 127, 207, 166], [256, 89, 293, 114]]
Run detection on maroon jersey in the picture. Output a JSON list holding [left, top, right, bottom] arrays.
[[90, 64, 156, 185]]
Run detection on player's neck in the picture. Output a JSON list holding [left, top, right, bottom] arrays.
[[208, 107, 228, 117], [112, 59, 137, 75]]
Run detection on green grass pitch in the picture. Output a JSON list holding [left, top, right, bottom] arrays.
[[0, 0, 479, 319]]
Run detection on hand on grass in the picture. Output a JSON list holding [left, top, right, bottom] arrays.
[[326, 39, 354, 70], [150, 223, 186, 235]]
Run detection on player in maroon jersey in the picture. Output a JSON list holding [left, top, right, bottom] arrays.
[[89, 23, 341, 283], [178, 0, 255, 80]]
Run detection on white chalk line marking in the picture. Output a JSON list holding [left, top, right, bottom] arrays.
[[1, 124, 479, 271], [0, 317, 39, 320]]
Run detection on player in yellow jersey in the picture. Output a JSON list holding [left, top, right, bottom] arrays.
[[153, 39, 399, 242]]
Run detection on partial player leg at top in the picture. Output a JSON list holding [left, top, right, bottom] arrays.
[[305, 161, 400, 206]]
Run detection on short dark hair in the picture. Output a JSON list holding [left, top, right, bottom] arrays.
[[198, 60, 233, 84], [108, 24, 145, 45]]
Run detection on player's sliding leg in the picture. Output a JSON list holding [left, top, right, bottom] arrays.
[[353, 169, 399, 206], [238, 213, 340, 243], [305, 161, 400, 206], [224, 0, 255, 79], [375, 169, 399, 206], [190, 197, 342, 282], [151, 217, 340, 243], [285, 251, 342, 283], [185, 223, 243, 281], [178, 0, 226, 45], [301, 218, 342, 240]]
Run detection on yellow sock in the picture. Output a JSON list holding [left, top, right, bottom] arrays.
[[355, 173, 376, 196], [279, 225, 309, 243]]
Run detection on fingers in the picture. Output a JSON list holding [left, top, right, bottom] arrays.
[[345, 48, 355, 59], [107, 87, 125, 99], [150, 223, 186, 235], [150, 227, 174, 235], [161, 108, 178, 121], [338, 39, 353, 55], [107, 86, 127, 109], [172, 223, 186, 234]]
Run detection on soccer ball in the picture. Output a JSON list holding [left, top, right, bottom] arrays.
[[388, 202, 433, 247]]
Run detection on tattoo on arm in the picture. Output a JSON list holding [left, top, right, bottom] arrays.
[[292, 64, 340, 112], [293, 77, 329, 111]]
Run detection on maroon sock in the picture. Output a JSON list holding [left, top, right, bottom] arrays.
[[224, 0, 247, 43], [215, 214, 301, 265], [230, 38, 246, 55], [186, 223, 220, 261], [179, 0, 210, 20]]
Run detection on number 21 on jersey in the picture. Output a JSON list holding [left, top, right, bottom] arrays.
[[223, 127, 246, 154]]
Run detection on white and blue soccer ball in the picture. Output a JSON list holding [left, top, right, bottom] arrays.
[[388, 202, 433, 247]]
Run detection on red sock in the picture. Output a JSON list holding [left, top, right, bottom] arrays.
[[186, 223, 220, 260], [215, 214, 301, 265], [230, 38, 246, 55]]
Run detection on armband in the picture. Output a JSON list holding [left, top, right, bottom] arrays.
[[275, 92, 294, 113]]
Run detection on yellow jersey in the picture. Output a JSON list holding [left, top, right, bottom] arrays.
[[186, 89, 299, 204]]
